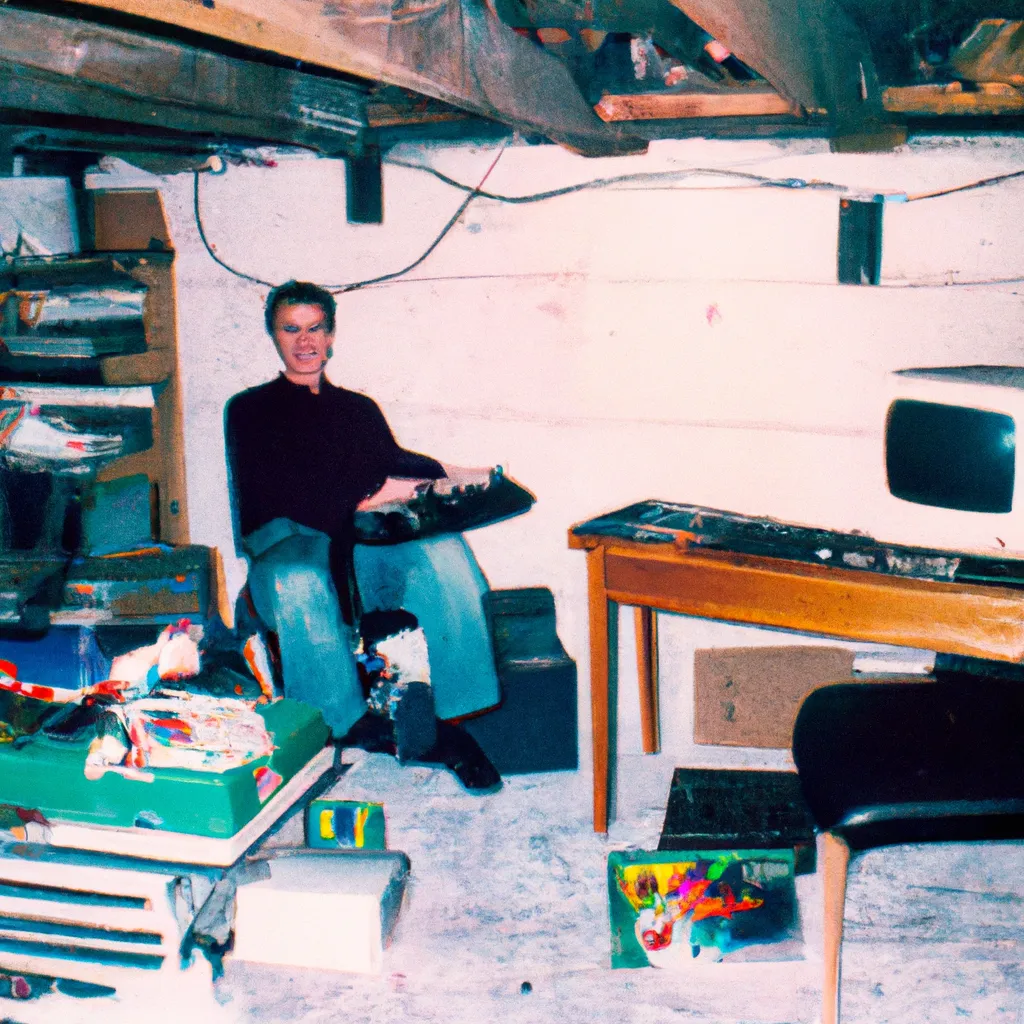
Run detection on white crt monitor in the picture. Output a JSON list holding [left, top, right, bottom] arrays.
[[876, 365, 1024, 558]]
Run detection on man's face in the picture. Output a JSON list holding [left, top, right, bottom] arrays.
[[272, 302, 333, 384]]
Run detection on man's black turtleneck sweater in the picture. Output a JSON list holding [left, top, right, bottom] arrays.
[[225, 374, 444, 622]]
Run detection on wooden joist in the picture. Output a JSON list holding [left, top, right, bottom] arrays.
[[595, 88, 798, 122], [0, 6, 369, 156], [883, 81, 1024, 115], [58, 0, 643, 157], [595, 81, 1024, 124]]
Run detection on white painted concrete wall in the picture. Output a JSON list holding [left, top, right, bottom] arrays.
[[89, 133, 1024, 813]]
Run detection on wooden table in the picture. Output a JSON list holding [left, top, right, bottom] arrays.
[[569, 501, 1024, 833]]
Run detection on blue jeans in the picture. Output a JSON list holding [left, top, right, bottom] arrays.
[[243, 518, 501, 735]]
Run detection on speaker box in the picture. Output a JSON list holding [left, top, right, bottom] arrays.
[[461, 587, 578, 775]]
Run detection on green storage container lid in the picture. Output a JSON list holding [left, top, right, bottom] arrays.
[[0, 698, 328, 839]]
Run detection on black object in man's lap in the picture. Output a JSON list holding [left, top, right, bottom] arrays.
[[354, 469, 535, 545]]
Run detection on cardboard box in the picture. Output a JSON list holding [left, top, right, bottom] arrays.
[[232, 851, 410, 974], [694, 645, 933, 749]]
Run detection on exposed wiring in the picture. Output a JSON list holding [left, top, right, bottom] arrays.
[[885, 274, 1024, 288], [329, 142, 506, 292], [387, 158, 1024, 207], [384, 159, 848, 201], [192, 144, 507, 292], [193, 170, 275, 288], [192, 152, 1024, 291], [905, 167, 1024, 202]]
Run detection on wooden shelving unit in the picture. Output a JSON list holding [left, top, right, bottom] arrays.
[[92, 188, 189, 546], [0, 187, 212, 629], [0, 189, 189, 547]]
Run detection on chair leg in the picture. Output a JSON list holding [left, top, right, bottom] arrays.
[[822, 831, 851, 1024]]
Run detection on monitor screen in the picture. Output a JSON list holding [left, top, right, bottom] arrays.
[[886, 399, 1015, 514]]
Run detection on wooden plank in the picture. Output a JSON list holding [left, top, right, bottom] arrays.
[[883, 81, 1024, 115], [94, 192, 190, 545], [62, 0, 362, 79], [0, 897, 170, 939], [602, 546, 1024, 663], [367, 100, 471, 128], [596, 89, 796, 122], [0, 6, 367, 155], [58, 0, 641, 157]]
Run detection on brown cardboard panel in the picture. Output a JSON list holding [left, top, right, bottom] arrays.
[[694, 646, 856, 749], [92, 190, 172, 252], [694, 647, 934, 748]]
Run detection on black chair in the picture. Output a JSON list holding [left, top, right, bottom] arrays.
[[792, 677, 1024, 1024]]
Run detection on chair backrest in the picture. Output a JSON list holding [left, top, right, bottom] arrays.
[[793, 679, 1024, 850]]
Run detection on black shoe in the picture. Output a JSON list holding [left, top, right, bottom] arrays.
[[420, 721, 502, 794], [393, 681, 438, 763], [336, 711, 396, 755]]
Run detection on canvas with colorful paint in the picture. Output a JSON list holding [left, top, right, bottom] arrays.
[[608, 849, 803, 969]]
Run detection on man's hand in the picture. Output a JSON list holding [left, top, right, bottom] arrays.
[[434, 464, 493, 496], [357, 465, 495, 510], [357, 477, 429, 510]]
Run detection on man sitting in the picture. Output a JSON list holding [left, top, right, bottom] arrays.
[[224, 280, 501, 790]]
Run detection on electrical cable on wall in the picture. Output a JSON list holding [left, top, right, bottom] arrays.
[[193, 170, 275, 288], [388, 157, 1024, 207], [192, 152, 1024, 291], [192, 143, 507, 292], [904, 167, 1024, 202], [383, 160, 848, 202], [326, 142, 506, 293]]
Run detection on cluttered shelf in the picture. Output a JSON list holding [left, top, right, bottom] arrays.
[[0, 188, 202, 633]]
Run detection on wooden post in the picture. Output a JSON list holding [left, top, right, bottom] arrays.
[[822, 831, 851, 1024], [634, 606, 660, 754]]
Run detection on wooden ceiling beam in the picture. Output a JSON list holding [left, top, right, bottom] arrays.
[[58, 0, 644, 157], [883, 81, 1024, 115], [0, 7, 369, 156]]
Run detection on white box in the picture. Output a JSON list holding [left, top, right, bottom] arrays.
[[231, 850, 410, 974], [0, 177, 79, 255]]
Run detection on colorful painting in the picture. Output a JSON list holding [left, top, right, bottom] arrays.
[[608, 848, 802, 969]]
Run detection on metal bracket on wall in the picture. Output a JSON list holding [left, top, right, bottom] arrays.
[[837, 196, 883, 286], [346, 147, 384, 225]]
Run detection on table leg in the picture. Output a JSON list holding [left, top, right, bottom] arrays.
[[587, 546, 615, 833], [634, 606, 660, 754]]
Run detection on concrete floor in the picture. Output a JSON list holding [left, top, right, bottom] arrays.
[[4, 750, 1024, 1024]]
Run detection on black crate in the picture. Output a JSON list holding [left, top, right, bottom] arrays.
[[658, 767, 818, 874], [460, 588, 578, 775]]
